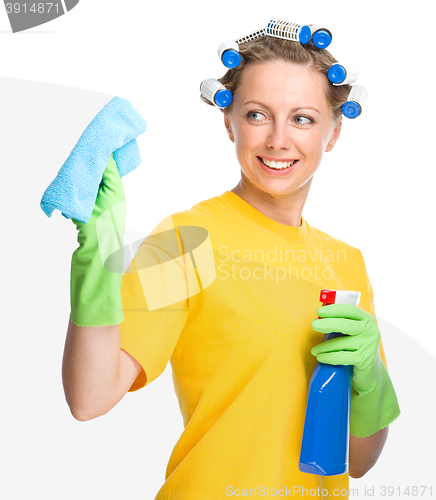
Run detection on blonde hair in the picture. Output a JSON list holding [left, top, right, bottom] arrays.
[[201, 36, 351, 122]]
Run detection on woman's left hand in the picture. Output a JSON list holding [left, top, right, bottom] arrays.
[[310, 303, 381, 392], [310, 303, 401, 437]]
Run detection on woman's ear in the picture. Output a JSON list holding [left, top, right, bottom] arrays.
[[325, 120, 342, 152], [224, 112, 235, 143]]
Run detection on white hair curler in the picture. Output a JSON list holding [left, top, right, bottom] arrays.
[[200, 78, 233, 109], [328, 62, 359, 86], [309, 24, 332, 49], [218, 27, 266, 69], [234, 27, 267, 46], [265, 18, 312, 45], [342, 85, 368, 119]]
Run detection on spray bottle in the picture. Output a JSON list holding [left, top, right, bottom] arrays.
[[299, 289, 361, 476]]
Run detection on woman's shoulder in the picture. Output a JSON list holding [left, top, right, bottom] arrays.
[[169, 192, 230, 225], [308, 223, 364, 259], [143, 193, 227, 242]]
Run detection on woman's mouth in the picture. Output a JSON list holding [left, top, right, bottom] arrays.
[[257, 156, 298, 175]]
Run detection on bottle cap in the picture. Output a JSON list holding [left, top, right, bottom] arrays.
[[320, 289, 361, 306]]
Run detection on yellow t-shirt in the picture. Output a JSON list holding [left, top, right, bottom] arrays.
[[119, 191, 389, 500]]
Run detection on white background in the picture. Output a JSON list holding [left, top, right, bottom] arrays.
[[1, 1, 435, 499]]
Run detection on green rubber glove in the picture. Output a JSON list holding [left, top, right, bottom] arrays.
[[310, 304, 401, 437], [70, 154, 126, 327]]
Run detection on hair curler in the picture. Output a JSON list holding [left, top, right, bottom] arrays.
[[342, 85, 368, 119], [200, 79, 233, 109], [218, 27, 266, 69], [299, 289, 361, 476], [265, 18, 312, 45], [309, 24, 332, 49], [328, 62, 359, 86]]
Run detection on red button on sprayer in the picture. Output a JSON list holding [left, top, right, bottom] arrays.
[[320, 289, 336, 306]]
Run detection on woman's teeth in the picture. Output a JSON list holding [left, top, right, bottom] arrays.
[[261, 158, 296, 169]]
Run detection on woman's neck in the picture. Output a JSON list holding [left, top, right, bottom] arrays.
[[230, 178, 311, 227]]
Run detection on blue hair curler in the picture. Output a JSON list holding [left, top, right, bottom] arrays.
[[217, 19, 332, 70], [218, 28, 266, 69], [265, 18, 311, 45], [342, 85, 368, 119], [200, 79, 233, 109], [218, 42, 242, 69], [328, 62, 359, 86], [309, 24, 332, 49]]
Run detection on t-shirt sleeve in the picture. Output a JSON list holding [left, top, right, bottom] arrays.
[[119, 214, 191, 392], [366, 270, 389, 371]]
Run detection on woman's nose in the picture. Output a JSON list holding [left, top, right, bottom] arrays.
[[266, 121, 292, 151]]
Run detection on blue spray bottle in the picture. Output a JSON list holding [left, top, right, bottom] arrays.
[[299, 289, 361, 476]]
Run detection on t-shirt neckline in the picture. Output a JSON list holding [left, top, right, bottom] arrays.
[[219, 191, 311, 242]]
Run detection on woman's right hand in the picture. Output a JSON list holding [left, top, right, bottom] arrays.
[[72, 153, 126, 241], [70, 154, 127, 327]]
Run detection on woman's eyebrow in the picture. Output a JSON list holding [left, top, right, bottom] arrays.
[[243, 101, 320, 113]]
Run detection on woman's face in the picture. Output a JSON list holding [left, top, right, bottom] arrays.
[[224, 60, 342, 199]]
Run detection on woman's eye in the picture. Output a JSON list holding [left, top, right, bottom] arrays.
[[246, 111, 314, 125], [295, 115, 313, 125], [247, 111, 265, 122]]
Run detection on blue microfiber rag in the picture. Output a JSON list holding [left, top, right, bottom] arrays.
[[40, 96, 147, 223]]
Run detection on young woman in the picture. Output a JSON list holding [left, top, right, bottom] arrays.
[[62, 35, 400, 499]]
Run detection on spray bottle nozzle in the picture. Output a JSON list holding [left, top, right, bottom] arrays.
[[320, 289, 337, 305]]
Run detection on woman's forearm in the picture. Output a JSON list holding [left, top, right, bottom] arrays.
[[62, 319, 122, 420], [348, 426, 389, 478]]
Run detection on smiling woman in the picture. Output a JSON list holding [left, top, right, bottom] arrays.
[[200, 37, 351, 227], [62, 25, 401, 500], [223, 60, 342, 226]]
